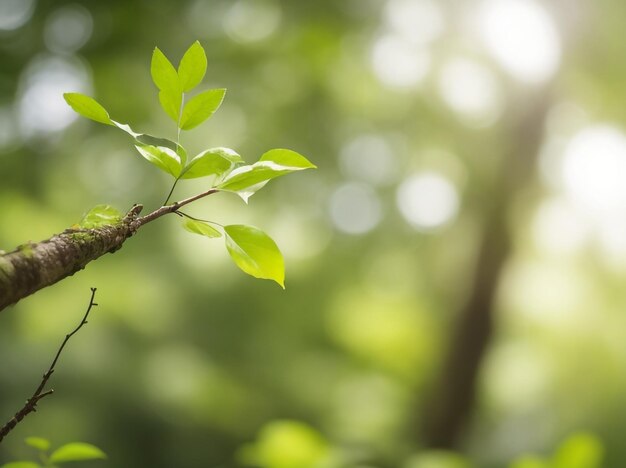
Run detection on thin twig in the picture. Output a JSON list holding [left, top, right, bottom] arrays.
[[137, 188, 219, 227], [0, 288, 99, 444]]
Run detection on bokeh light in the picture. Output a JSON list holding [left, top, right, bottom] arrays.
[[396, 172, 459, 231], [561, 125, 626, 216], [339, 134, 398, 186], [370, 34, 430, 90], [476, 0, 561, 84], [44, 4, 93, 54], [437, 57, 503, 127], [0, 0, 35, 31], [18, 55, 90, 138], [329, 182, 382, 235], [224, 0, 281, 44]]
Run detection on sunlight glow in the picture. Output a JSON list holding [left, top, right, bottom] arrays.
[[18, 56, 90, 138], [44, 4, 93, 54], [384, 0, 444, 46], [485, 342, 550, 411], [396, 172, 459, 231], [438, 57, 503, 127], [340, 134, 398, 186], [0, 0, 35, 31], [224, 0, 281, 43], [561, 125, 626, 214], [329, 183, 382, 235], [371, 34, 430, 89], [477, 0, 561, 84], [503, 261, 592, 328], [533, 198, 589, 256]]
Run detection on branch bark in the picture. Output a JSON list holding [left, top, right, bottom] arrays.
[[0, 188, 218, 313]]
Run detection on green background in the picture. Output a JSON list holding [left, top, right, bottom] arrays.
[[1, 0, 625, 466]]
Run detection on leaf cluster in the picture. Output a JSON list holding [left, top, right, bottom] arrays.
[[63, 42, 316, 287]]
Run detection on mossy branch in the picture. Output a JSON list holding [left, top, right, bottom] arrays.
[[0, 188, 217, 313]]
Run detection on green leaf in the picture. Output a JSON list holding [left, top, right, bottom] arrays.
[[151, 47, 180, 93], [134, 143, 182, 177], [159, 89, 182, 123], [259, 148, 317, 169], [110, 120, 188, 168], [49, 443, 106, 464], [180, 147, 243, 180], [111, 120, 140, 138], [224, 225, 285, 288], [80, 205, 123, 229], [1, 462, 41, 468], [218, 149, 315, 202], [25, 437, 50, 452], [178, 41, 207, 92], [63, 93, 112, 126], [180, 88, 226, 130], [182, 219, 222, 238]]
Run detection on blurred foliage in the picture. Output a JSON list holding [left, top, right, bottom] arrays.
[[1, 437, 105, 468], [2, 0, 626, 467]]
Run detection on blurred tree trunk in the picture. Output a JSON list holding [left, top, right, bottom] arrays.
[[422, 88, 553, 448]]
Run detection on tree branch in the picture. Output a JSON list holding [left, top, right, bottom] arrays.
[[0, 288, 99, 444], [0, 188, 218, 313]]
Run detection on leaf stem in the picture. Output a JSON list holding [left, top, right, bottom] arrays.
[[162, 177, 180, 206], [175, 210, 224, 227], [138, 187, 219, 227]]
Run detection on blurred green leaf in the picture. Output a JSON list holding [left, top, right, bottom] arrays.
[[180, 88, 226, 130], [24, 437, 50, 452], [134, 143, 182, 177], [178, 41, 207, 92], [151, 47, 180, 93], [63, 93, 112, 126], [182, 219, 222, 238], [238, 420, 329, 468], [0, 462, 41, 468], [180, 147, 243, 180], [49, 442, 106, 464], [80, 205, 122, 229], [552, 433, 603, 468], [218, 149, 315, 202], [224, 225, 285, 288]]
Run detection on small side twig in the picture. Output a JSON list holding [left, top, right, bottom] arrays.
[[0, 288, 99, 444]]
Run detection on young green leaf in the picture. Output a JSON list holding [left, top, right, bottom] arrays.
[[63, 93, 113, 126], [109, 120, 188, 167], [24, 437, 51, 452], [49, 443, 107, 464], [218, 149, 315, 201], [80, 205, 123, 229], [180, 147, 243, 180], [151, 47, 180, 93], [0, 462, 41, 468], [259, 148, 317, 169], [178, 41, 207, 92], [182, 219, 222, 238], [180, 88, 226, 130], [159, 89, 182, 123], [224, 225, 285, 288], [134, 143, 182, 177]]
